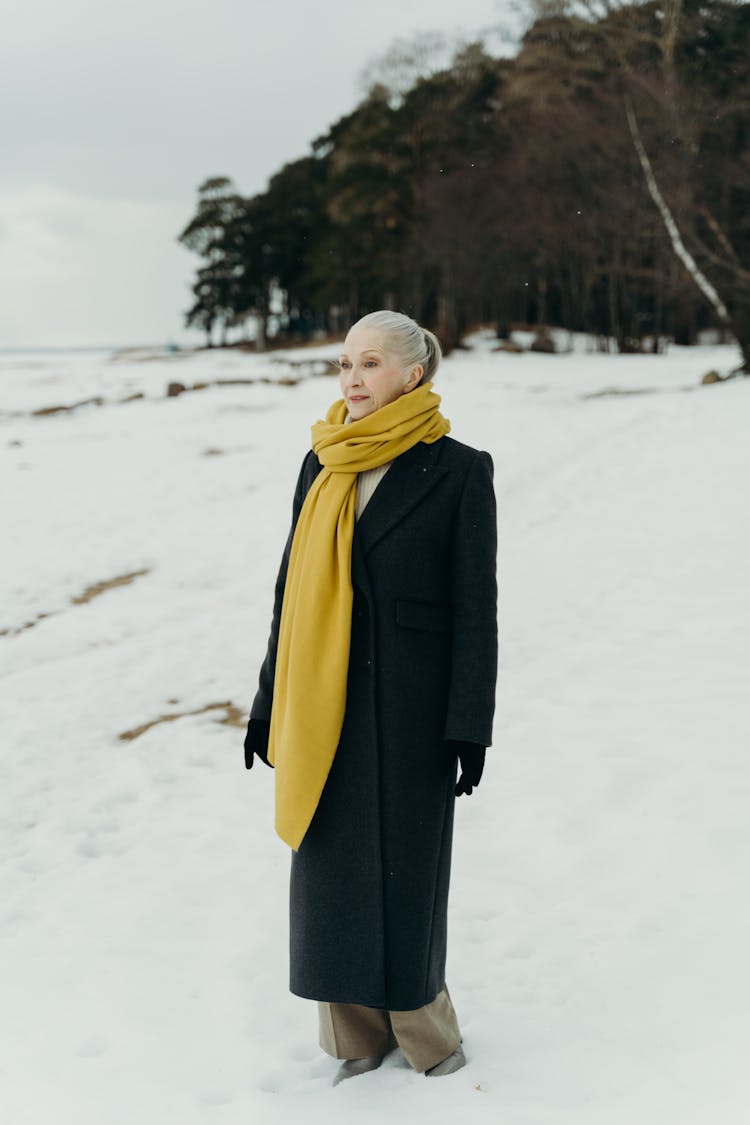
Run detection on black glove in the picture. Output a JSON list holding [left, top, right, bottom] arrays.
[[244, 718, 273, 769], [448, 740, 486, 796]]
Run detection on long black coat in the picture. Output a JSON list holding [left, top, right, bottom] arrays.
[[251, 435, 498, 1011]]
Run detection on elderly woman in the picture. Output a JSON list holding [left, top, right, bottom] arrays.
[[244, 310, 498, 1084]]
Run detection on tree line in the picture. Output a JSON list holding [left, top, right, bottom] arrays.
[[178, 0, 750, 371]]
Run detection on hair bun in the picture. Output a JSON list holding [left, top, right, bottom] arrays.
[[421, 327, 442, 380]]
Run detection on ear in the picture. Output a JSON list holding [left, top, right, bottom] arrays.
[[405, 365, 423, 391]]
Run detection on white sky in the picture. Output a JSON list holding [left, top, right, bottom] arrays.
[[0, 0, 520, 349]]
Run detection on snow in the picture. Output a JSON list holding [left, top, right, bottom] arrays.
[[1, 333, 748, 1124]]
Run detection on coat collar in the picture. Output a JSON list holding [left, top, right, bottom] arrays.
[[353, 439, 449, 557]]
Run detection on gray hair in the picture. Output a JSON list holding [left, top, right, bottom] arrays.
[[350, 310, 442, 385]]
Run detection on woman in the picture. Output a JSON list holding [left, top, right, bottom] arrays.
[[244, 310, 498, 1084]]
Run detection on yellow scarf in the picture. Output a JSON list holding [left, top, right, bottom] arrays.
[[267, 382, 451, 849]]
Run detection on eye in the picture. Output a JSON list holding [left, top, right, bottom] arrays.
[[364, 360, 377, 367], [339, 360, 351, 370]]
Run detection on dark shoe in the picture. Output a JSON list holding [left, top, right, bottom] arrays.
[[333, 1055, 385, 1086], [425, 1043, 466, 1077]]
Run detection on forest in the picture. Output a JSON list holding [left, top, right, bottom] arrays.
[[178, 0, 750, 370]]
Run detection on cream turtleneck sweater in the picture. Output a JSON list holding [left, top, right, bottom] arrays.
[[355, 460, 392, 520], [344, 412, 393, 520]]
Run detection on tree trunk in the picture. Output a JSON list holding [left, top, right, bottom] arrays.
[[729, 284, 750, 372], [537, 276, 547, 325], [435, 273, 458, 354], [607, 269, 620, 353], [255, 313, 266, 353], [624, 96, 742, 360]]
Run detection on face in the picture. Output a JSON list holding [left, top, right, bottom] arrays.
[[338, 325, 423, 421]]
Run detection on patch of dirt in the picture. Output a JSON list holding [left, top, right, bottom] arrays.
[[492, 342, 525, 354], [108, 347, 198, 363], [24, 391, 145, 418], [13, 367, 331, 419], [581, 387, 658, 399], [118, 700, 246, 742], [71, 569, 150, 605], [269, 356, 339, 375], [582, 385, 696, 399], [0, 611, 53, 637], [1, 569, 150, 635], [169, 375, 305, 397], [32, 396, 105, 416], [215, 376, 288, 386]]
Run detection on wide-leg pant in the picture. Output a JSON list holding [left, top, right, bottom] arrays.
[[318, 984, 461, 1073]]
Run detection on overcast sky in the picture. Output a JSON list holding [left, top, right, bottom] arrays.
[[0, 0, 521, 349]]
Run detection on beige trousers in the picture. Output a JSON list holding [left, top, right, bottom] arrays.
[[318, 984, 461, 1073]]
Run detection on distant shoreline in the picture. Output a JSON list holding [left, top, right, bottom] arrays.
[[0, 345, 176, 355]]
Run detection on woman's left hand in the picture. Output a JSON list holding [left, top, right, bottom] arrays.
[[448, 741, 486, 796], [244, 718, 273, 770]]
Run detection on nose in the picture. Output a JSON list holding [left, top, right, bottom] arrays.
[[343, 364, 363, 389]]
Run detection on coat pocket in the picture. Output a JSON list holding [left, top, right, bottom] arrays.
[[395, 598, 451, 633]]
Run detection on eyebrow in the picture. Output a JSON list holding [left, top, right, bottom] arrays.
[[339, 348, 383, 359]]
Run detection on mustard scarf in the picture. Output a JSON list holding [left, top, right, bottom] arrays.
[[267, 382, 451, 849]]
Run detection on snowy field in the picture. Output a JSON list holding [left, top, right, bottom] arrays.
[[1, 333, 748, 1124]]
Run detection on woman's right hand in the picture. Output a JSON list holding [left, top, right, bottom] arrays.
[[447, 740, 486, 796], [244, 718, 273, 769]]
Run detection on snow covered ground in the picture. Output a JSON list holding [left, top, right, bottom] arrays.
[[1, 333, 748, 1124]]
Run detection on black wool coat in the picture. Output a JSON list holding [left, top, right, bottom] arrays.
[[250, 435, 498, 1011]]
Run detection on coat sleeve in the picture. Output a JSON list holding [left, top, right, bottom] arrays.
[[249, 450, 320, 722], [443, 450, 499, 747]]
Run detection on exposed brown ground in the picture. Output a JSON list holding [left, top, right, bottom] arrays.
[[0, 611, 53, 637], [7, 357, 340, 421], [71, 569, 149, 605], [118, 699, 246, 742], [581, 387, 658, 399], [30, 392, 144, 416], [1, 569, 150, 635]]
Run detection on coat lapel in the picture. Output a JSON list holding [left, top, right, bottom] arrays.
[[354, 440, 449, 557]]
